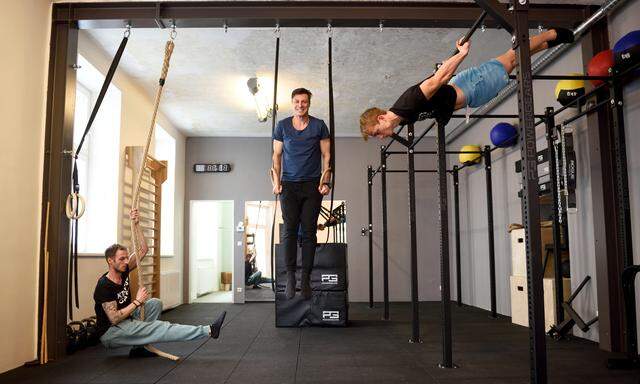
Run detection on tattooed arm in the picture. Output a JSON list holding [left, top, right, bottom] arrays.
[[102, 300, 138, 325], [102, 287, 149, 325]]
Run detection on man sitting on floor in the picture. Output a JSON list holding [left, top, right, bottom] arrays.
[[94, 208, 227, 358], [359, 28, 574, 139]]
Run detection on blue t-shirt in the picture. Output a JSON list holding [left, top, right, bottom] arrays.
[[273, 116, 329, 182]]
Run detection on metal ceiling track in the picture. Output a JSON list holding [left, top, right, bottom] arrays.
[[53, 1, 587, 29]]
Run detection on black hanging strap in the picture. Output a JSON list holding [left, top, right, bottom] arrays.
[[74, 35, 129, 160], [269, 30, 280, 292], [68, 33, 128, 319], [327, 31, 336, 233]]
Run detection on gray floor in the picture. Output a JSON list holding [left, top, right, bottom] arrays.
[[245, 283, 275, 302], [1, 302, 637, 384]]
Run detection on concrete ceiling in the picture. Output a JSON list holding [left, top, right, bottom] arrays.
[[84, 25, 549, 137]]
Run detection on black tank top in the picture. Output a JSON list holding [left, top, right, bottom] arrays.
[[389, 82, 457, 126]]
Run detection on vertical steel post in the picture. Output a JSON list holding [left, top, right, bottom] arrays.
[[453, 166, 462, 307], [437, 122, 454, 367], [610, 79, 635, 358], [42, 21, 78, 359], [380, 146, 390, 320], [407, 124, 420, 343], [610, 81, 633, 271], [546, 107, 564, 323], [513, 1, 547, 382], [368, 166, 374, 308], [484, 146, 497, 318]]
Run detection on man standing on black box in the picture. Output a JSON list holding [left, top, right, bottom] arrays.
[[272, 88, 331, 300]]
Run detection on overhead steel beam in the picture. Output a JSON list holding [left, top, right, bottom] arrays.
[[474, 0, 514, 33], [52, 1, 586, 29]]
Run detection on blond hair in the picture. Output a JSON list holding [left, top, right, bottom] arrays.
[[359, 107, 386, 141]]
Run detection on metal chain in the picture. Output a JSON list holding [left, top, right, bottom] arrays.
[[553, 131, 563, 224]]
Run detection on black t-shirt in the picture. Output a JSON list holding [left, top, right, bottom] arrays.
[[389, 81, 457, 126], [93, 267, 131, 338]]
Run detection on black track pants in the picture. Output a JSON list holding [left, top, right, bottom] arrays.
[[280, 180, 323, 274]]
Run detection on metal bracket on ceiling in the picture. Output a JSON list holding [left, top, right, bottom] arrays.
[[154, 2, 166, 29]]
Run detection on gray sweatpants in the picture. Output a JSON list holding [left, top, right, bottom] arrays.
[[100, 298, 209, 348]]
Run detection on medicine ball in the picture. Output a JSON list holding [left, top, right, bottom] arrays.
[[587, 49, 614, 86], [459, 145, 482, 165], [613, 30, 640, 72], [555, 74, 585, 107], [490, 122, 518, 148]]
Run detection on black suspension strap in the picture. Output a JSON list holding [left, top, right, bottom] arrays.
[[67, 27, 129, 319], [269, 25, 280, 292], [325, 24, 336, 243]]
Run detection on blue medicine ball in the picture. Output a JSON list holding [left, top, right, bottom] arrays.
[[613, 30, 640, 72], [490, 122, 518, 148]]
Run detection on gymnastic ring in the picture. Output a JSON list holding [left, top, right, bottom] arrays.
[[65, 193, 86, 220]]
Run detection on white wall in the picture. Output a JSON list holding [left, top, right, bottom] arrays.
[[71, 32, 187, 319], [0, 0, 51, 373]]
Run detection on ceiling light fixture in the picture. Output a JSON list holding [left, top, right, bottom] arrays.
[[246, 77, 274, 122]]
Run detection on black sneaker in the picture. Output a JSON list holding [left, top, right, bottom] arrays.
[[210, 311, 227, 339], [301, 272, 312, 300], [548, 27, 574, 48], [129, 346, 157, 358], [285, 272, 296, 299]]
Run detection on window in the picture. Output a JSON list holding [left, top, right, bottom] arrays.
[[154, 124, 176, 256], [73, 54, 121, 254]]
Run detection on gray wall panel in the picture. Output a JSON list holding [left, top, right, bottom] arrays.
[[185, 135, 442, 303]]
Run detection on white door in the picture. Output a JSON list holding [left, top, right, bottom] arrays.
[[189, 200, 234, 302]]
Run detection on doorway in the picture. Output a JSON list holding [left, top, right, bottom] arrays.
[[244, 201, 277, 302], [189, 200, 234, 303]]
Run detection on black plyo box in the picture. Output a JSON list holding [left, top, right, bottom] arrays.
[[275, 243, 348, 327], [275, 291, 348, 327], [275, 244, 348, 292], [276, 268, 347, 292], [275, 243, 347, 270]]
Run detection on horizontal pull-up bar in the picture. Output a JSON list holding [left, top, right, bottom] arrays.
[[559, 96, 613, 127], [536, 60, 640, 126], [385, 150, 483, 155], [385, 169, 440, 173], [451, 113, 546, 119], [508, 74, 611, 81]]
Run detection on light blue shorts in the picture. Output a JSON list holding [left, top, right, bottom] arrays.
[[450, 59, 509, 108]]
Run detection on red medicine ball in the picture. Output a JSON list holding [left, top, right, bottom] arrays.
[[587, 49, 614, 86]]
